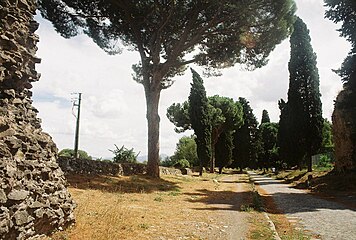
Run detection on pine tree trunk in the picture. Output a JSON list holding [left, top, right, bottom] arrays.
[[145, 85, 161, 178]]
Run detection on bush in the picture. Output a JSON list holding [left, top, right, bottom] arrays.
[[173, 159, 190, 169], [58, 148, 92, 160], [317, 154, 334, 169], [109, 145, 138, 163]]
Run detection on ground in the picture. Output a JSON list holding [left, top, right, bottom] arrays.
[[45, 172, 251, 240], [44, 169, 356, 240]]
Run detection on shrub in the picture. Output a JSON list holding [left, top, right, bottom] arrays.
[[109, 145, 138, 163], [58, 148, 92, 160], [173, 159, 190, 168]]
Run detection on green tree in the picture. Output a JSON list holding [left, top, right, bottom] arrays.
[[215, 131, 234, 174], [232, 98, 260, 169], [188, 69, 211, 175], [171, 135, 199, 167], [321, 119, 333, 151], [38, 0, 296, 177], [261, 110, 271, 124], [287, 17, 323, 172], [109, 145, 138, 163], [259, 122, 279, 169], [58, 148, 92, 160], [208, 96, 244, 172], [277, 98, 294, 167], [167, 95, 243, 173]]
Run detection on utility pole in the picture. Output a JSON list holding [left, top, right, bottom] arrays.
[[72, 93, 82, 160]]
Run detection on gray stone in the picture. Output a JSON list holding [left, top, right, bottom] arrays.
[[0, 189, 7, 203], [13, 210, 31, 225], [7, 189, 29, 201], [28, 201, 45, 209]]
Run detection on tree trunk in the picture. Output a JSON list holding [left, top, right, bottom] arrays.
[[307, 153, 312, 172], [145, 85, 161, 178], [210, 142, 215, 173]]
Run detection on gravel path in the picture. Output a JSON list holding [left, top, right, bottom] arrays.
[[248, 171, 356, 240]]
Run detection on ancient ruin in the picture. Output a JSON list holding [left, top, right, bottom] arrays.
[[0, 0, 75, 239], [332, 87, 356, 171]]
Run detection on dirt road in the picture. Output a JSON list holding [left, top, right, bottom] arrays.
[[248, 171, 356, 240]]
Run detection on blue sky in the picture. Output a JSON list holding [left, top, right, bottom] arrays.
[[32, 0, 350, 159]]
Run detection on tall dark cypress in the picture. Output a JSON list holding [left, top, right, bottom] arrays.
[[233, 98, 260, 169], [261, 110, 271, 124], [188, 68, 212, 175], [287, 17, 323, 171]]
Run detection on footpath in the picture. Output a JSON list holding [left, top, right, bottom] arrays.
[[248, 171, 356, 240]]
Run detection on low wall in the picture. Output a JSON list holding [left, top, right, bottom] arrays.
[[57, 157, 184, 176]]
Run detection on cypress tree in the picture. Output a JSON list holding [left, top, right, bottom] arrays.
[[215, 131, 234, 174], [188, 69, 212, 176], [286, 17, 323, 171], [233, 98, 260, 169], [261, 110, 271, 124]]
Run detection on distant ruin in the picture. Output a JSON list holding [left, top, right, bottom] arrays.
[[332, 88, 356, 171], [0, 0, 75, 239]]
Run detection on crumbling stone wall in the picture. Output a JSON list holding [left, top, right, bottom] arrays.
[[332, 88, 356, 171], [0, 0, 75, 239], [57, 157, 185, 176]]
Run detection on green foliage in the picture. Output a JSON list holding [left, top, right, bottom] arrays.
[[38, 0, 296, 76], [58, 148, 92, 160], [109, 145, 138, 163], [261, 110, 271, 124], [160, 156, 175, 167], [259, 122, 279, 168], [188, 69, 212, 170], [171, 135, 199, 167], [173, 159, 191, 169], [322, 119, 334, 151], [232, 98, 260, 169], [324, 0, 356, 89], [166, 102, 191, 133], [215, 131, 234, 173], [278, 17, 323, 170], [316, 154, 334, 169]]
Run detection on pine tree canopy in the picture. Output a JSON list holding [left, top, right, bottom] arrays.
[[38, 0, 297, 82]]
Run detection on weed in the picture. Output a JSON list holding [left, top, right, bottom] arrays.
[[240, 204, 254, 212], [138, 223, 150, 229], [154, 196, 163, 202]]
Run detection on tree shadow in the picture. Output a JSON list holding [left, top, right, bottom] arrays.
[[65, 173, 180, 194], [184, 188, 252, 212], [260, 190, 356, 214]]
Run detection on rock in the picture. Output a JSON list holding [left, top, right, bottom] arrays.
[[13, 210, 31, 225], [0, 189, 7, 203], [7, 190, 29, 201]]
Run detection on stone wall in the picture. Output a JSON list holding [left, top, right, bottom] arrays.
[[0, 0, 75, 239], [332, 88, 356, 171], [57, 157, 185, 176]]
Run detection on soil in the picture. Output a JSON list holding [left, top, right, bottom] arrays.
[[45, 173, 252, 240]]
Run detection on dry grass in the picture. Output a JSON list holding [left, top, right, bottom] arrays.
[[46, 173, 252, 240]]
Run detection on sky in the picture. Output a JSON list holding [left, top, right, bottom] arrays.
[[32, 0, 350, 159]]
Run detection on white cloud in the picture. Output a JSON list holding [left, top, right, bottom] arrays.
[[32, 1, 350, 158]]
